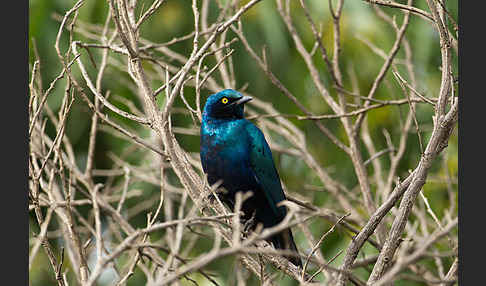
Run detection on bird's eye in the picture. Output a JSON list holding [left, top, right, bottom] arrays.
[[221, 97, 229, 104]]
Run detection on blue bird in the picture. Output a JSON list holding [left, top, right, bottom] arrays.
[[200, 89, 301, 267]]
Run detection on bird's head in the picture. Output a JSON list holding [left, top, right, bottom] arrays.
[[202, 89, 253, 120]]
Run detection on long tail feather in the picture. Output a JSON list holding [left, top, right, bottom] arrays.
[[270, 228, 302, 267]]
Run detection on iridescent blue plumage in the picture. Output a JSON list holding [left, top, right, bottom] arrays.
[[200, 89, 301, 266]]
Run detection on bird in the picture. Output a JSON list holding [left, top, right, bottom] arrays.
[[200, 89, 302, 267]]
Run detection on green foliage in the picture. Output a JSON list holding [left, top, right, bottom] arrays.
[[29, 0, 458, 285]]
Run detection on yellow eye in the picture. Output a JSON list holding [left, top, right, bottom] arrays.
[[221, 97, 229, 104]]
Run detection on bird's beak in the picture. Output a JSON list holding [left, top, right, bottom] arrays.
[[234, 96, 253, 106]]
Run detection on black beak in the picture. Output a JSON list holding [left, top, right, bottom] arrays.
[[232, 96, 253, 106]]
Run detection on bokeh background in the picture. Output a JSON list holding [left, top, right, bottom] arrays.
[[29, 0, 458, 285]]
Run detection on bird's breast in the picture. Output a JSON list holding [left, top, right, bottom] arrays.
[[200, 120, 257, 192]]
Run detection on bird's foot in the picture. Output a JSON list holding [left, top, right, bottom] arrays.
[[242, 212, 256, 235]]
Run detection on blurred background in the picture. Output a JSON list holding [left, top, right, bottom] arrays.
[[29, 0, 458, 285]]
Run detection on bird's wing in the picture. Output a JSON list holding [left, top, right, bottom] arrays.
[[246, 122, 287, 219]]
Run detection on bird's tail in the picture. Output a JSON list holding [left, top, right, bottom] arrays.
[[270, 228, 302, 267]]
